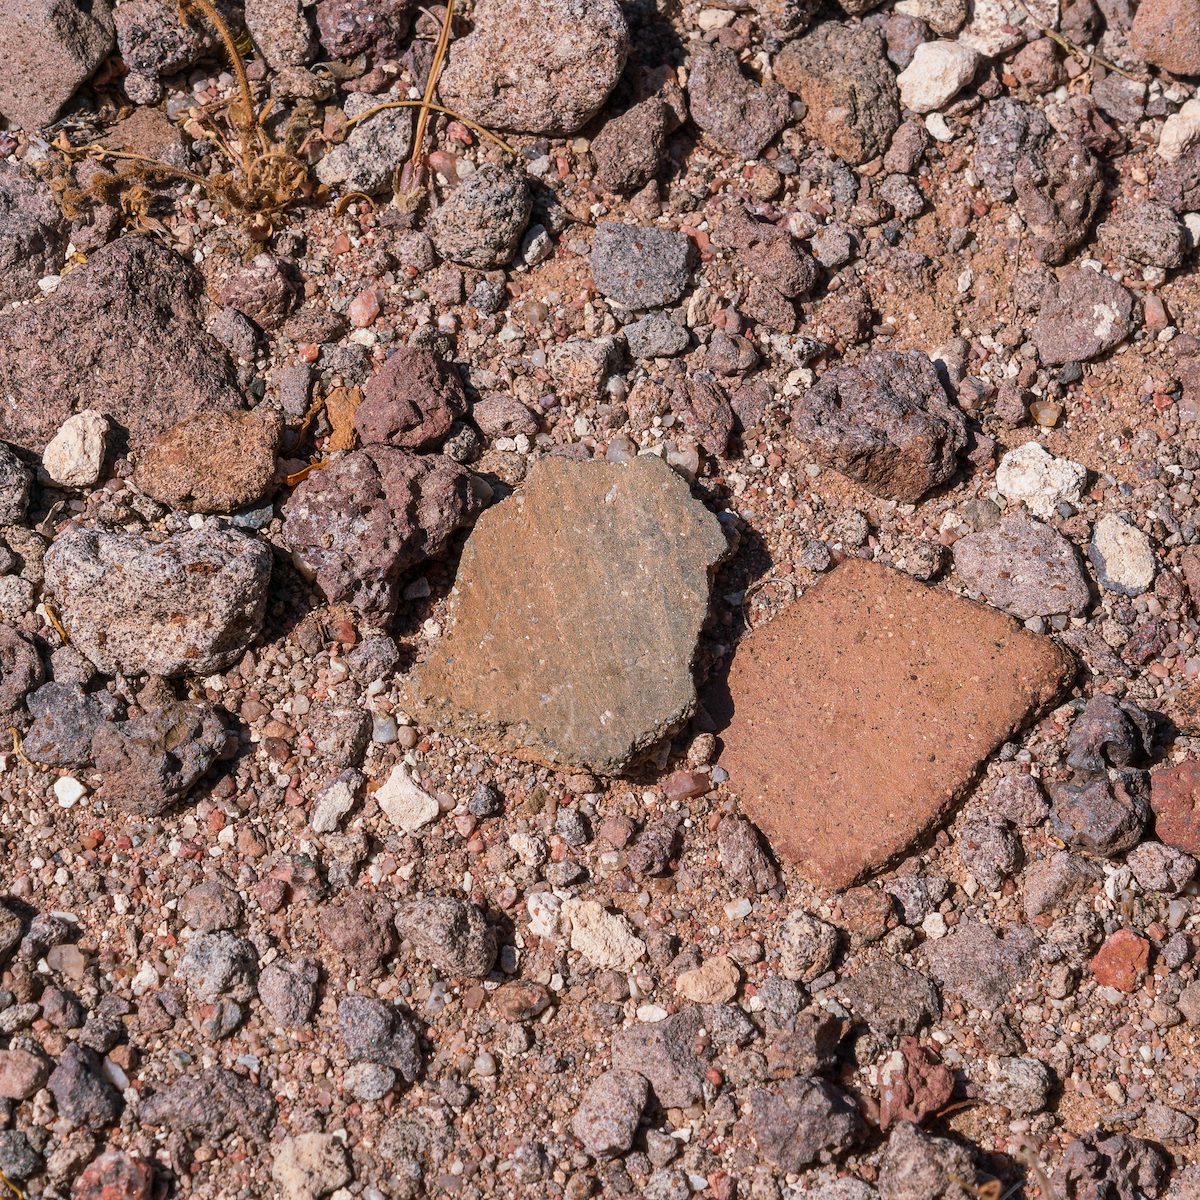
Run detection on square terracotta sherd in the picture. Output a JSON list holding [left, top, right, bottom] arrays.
[[720, 558, 1075, 890]]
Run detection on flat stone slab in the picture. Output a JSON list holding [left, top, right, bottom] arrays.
[[720, 559, 1075, 890], [406, 454, 726, 773]]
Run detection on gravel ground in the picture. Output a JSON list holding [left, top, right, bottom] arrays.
[[0, 0, 1199, 1196]]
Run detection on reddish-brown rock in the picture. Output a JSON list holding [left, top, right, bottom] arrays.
[[1089, 929, 1150, 992], [1131, 0, 1200, 77], [354, 344, 468, 451], [406, 455, 727, 774], [1149, 758, 1200, 854], [133, 409, 283, 514], [720, 559, 1075, 890]]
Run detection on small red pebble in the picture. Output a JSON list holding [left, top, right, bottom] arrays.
[[347, 287, 380, 328], [299, 342, 320, 363], [1090, 929, 1151, 992], [331, 232, 351, 255], [663, 769, 711, 801]]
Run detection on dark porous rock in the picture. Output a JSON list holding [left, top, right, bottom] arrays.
[[1014, 137, 1104, 264], [1065, 694, 1152, 774], [0, 443, 32, 525], [1100, 200, 1188, 269], [923, 920, 1037, 1010], [438, 0, 628, 136], [133, 409, 283, 514], [1049, 770, 1150, 855], [974, 98, 1050, 202], [139, 1066, 276, 1140], [216, 254, 300, 332], [427, 165, 532, 269], [0, 236, 243, 454], [319, 891, 396, 977], [749, 1076, 866, 1171], [45, 525, 272, 677], [775, 22, 900, 166], [714, 205, 819, 303], [47, 1044, 122, 1131], [355, 345, 469, 451], [23, 682, 121, 767], [258, 957, 320, 1026], [315, 0, 413, 59], [592, 97, 672, 195], [0, 902, 19, 962], [0, 163, 65, 306], [1055, 1130, 1171, 1200], [339, 995, 423, 1080], [0, 623, 43, 728], [611, 1008, 704, 1108], [90, 699, 226, 815], [953, 514, 1090, 618], [687, 44, 790, 160], [838, 960, 941, 1038], [282, 446, 482, 622], [792, 350, 968, 502], [591, 222, 693, 312], [878, 1121, 977, 1200], [1033, 268, 1134, 365], [571, 1069, 650, 1158], [0, 0, 114, 130], [396, 896, 497, 978]]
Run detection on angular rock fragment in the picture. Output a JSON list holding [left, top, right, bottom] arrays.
[[395, 897, 497, 978], [687, 45, 790, 160], [720, 559, 1075, 889], [406, 456, 726, 773], [1033, 268, 1134, 365], [1149, 758, 1200, 855], [878, 1121, 977, 1200], [282, 447, 482, 622], [923, 919, 1037, 1009], [775, 22, 900, 165], [0, 237, 243, 453], [0, 0, 115, 130], [0, 163, 65, 306], [792, 350, 967, 503], [0, 443, 31, 524], [427, 165, 532, 269], [592, 97, 673, 194], [90, 699, 226, 815], [44, 525, 271, 677], [22, 682, 119, 767], [273, 1134, 353, 1200], [438, 0, 628, 136], [338, 995, 422, 1080], [134, 409, 282, 514], [750, 1077, 866, 1171], [355, 345, 468, 451]]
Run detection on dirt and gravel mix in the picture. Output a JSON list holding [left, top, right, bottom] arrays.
[[0, 0, 1199, 1195]]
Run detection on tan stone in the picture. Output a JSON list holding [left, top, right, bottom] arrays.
[[406, 455, 726, 773], [720, 559, 1075, 890]]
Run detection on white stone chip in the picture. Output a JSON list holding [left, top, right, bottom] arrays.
[[995, 442, 1087, 519], [561, 898, 646, 970], [374, 763, 440, 832], [53, 776, 87, 808], [897, 41, 980, 113], [42, 410, 110, 488]]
